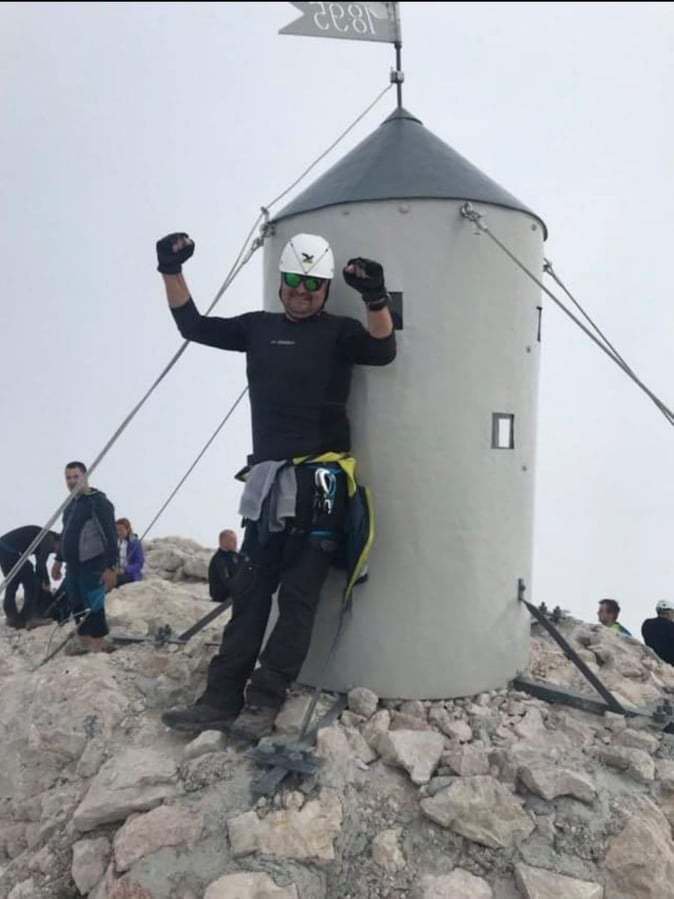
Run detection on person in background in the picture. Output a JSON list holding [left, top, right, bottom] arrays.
[[208, 529, 239, 604], [642, 599, 674, 665], [597, 598, 631, 636], [51, 461, 118, 653], [115, 518, 145, 587], [0, 526, 60, 629]]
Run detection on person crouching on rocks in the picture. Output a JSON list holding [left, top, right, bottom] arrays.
[[0, 526, 60, 629]]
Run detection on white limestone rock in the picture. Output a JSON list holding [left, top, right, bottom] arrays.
[[378, 730, 445, 785], [316, 725, 358, 789], [105, 577, 217, 637], [597, 745, 655, 784], [442, 745, 490, 777], [371, 827, 406, 872], [420, 776, 535, 849], [399, 700, 426, 719], [228, 789, 342, 861], [182, 730, 226, 761], [655, 758, 674, 791], [113, 804, 203, 872], [515, 863, 603, 899], [519, 764, 596, 804], [616, 728, 659, 754], [418, 869, 493, 898], [344, 726, 378, 764], [361, 709, 391, 749], [604, 796, 674, 898], [228, 810, 261, 858], [71, 837, 111, 895], [390, 710, 433, 731], [204, 872, 299, 899], [347, 686, 379, 718], [73, 748, 179, 831]]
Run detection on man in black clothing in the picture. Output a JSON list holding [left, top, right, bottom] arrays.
[[208, 530, 239, 604], [0, 526, 60, 628], [51, 461, 118, 653], [642, 599, 674, 665], [158, 231, 396, 739]]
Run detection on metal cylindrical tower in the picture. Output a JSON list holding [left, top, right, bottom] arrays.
[[263, 108, 546, 699]]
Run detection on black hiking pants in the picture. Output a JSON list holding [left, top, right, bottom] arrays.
[[201, 465, 346, 712], [0, 553, 37, 625]]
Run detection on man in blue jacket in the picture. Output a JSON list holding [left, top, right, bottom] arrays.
[[52, 461, 118, 653]]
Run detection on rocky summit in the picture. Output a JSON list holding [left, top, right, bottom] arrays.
[[2, 537, 674, 897]]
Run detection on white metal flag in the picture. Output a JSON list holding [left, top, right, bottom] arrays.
[[279, 2, 400, 44]]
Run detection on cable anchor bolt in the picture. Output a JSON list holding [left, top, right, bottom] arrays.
[[460, 201, 485, 235]]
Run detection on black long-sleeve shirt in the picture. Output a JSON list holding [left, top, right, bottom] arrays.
[[0, 526, 59, 582], [172, 300, 396, 462], [642, 617, 674, 665]]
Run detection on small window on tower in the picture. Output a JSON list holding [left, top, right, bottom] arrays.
[[492, 413, 515, 449]]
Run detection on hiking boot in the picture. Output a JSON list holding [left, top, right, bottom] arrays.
[[5, 618, 25, 630], [230, 704, 279, 742], [161, 703, 240, 733]]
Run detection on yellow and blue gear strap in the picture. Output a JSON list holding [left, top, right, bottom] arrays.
[[343, 485, 376, 604]]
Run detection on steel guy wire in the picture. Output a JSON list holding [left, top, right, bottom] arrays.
[[138, 386, 249, 543], [459, 203, 674, 428], [542, 259, 674, 425], [0, 81, 395, 599]]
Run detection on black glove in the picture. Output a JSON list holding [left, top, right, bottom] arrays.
[[156, 232, 195, 274], [343, 257, 389, 310]]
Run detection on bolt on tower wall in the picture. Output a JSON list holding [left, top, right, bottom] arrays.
[[264, 109, 545, 699]]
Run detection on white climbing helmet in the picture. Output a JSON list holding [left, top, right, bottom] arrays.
[[656, 599, 674, 612], [279, 234, 334, 279]]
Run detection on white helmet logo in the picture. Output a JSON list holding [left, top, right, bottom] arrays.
[[279, 234, 335, 279]]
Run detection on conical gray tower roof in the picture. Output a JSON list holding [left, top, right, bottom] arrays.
[[273, 107, 546, 237]]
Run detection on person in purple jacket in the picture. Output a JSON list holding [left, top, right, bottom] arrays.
[[115, 518, 145, 587]]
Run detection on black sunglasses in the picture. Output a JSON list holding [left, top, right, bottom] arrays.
[[282, 272, 327, 292]]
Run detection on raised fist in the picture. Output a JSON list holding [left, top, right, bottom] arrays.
[[343, 257, 388, 308], [156, 232, 195, 275]]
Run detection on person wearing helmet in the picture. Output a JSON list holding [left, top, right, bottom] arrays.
[[642, 600, 674, 665], [156, 231, 395, 739]]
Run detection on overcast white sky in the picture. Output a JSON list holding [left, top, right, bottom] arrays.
[[2, 2, 674, 638]]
